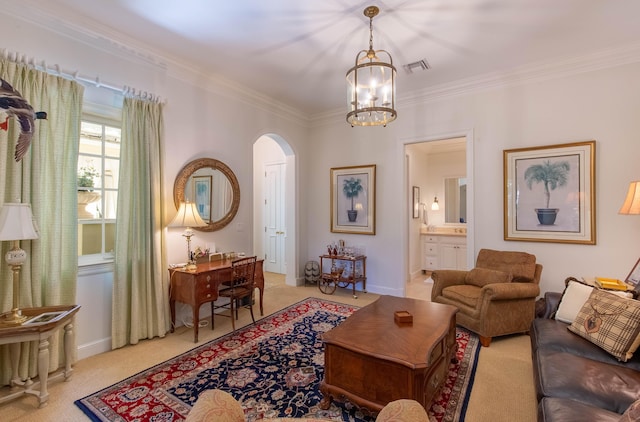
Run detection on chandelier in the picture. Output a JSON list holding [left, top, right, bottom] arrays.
[[346, 6, 397, 127]]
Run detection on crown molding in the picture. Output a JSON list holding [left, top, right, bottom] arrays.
[[5, 1, 310, 127], [313, 42, 640, 126]]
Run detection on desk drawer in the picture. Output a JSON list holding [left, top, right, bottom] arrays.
[[195, 274, 217, 300]]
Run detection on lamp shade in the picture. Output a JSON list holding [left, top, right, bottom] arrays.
[[168, 201, 207, 228], [619, 181, 640, 215], [0, 203, 39, 241]]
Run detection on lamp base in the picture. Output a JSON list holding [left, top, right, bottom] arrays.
[[186, 260, 198, 271], [0, 309, 28, 326]]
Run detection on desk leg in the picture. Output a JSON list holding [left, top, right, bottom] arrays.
[[170, 299, 176, 333], [9, 342, 21, 389], [259, 286, 264, 316], [63, 322, 74, 381], [37, 338, 50, 407], [193, 306, 199, 343]]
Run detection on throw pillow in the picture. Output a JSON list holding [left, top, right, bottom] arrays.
[[556, 279, 634, 324], [620, 398, 640, 422], [465, 267, 512, 287], [568, 289, 640, 361]]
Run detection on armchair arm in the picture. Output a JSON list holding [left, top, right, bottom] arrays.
[[431, 270, 467, 300], [480, 282, 540, 301]]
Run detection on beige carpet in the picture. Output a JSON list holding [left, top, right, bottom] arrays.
[[0, 274, 537, 421]]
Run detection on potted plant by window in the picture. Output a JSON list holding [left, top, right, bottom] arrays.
[[343, 177, 363, 222], [524, 159, 570, 225], [77, 165, 101, 218]]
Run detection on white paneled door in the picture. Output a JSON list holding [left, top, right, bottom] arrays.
[[264, 162, 286, 273]]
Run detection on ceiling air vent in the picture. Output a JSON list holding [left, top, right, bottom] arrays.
[[402, 59, 431, 74]]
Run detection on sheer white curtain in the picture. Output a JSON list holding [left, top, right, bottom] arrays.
[[112, 95, 169, 348], [0, 57, 83, 385]]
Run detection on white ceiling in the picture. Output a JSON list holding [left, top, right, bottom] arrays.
[[19, 0, 640, 116]]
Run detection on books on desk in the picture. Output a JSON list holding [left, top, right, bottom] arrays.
[[595, 277, 629, 291]]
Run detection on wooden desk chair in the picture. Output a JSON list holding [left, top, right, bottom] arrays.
[[212, 256, 257, 331]]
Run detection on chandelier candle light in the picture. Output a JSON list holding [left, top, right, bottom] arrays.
[[346, 5, 397, 127], [0, 203, 39, 325], [169, 201, 207, 271]]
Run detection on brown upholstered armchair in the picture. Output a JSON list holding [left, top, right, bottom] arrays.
[[431, 248, 542, 347]]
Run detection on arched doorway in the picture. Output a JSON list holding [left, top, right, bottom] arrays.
[[253, 134, 298, 286]]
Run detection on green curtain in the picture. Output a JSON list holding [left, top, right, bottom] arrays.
[[112, 96, 169, 349], [0, 58, 83, 385]]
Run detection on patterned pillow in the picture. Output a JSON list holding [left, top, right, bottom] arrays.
[[568, 289, 640, 361], [465, 267, 512, 287], [619, 398, 640, 422], [555, 279, 633, 324]]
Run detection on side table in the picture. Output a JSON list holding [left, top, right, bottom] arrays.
[[0, 304, 81, 407]]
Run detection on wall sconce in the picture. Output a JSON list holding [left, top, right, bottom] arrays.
[[431, 196, 440, 211]]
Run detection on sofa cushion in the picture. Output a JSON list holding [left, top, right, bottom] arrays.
[[442, 285, 481, 308], [465, 267, 512, 287], [533, 349, 640, 414], [555, 279, 634, 324], [538, 397, 621, 422], [569, 289, 640, 361], [475, 248, 536, 282], [530, 318, 640, 371]]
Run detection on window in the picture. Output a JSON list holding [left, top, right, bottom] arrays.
[[78, 118, 121, 265]]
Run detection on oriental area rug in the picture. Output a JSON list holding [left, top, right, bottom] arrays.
[[75, 298, 480, 422]]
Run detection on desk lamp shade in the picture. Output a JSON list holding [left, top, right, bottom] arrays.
[[619, 181, 640, 215], [169, 201, 207, 269], [0, 203, 39, 325]]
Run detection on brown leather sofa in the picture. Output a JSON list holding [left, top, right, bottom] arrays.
[[531, 292, 640, 421], [432, 248, 542, 346]]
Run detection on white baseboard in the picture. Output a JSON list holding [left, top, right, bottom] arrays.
[[77, 337, 112, 360]]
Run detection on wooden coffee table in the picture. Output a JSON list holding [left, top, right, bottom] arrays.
[[319, 295, 457, 413]]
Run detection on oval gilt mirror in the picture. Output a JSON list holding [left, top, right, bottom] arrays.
[[173, 158, 240, 232]]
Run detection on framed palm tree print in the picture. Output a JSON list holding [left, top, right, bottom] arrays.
[[330, 164, 376, 235], [504, 141, 595, 244]]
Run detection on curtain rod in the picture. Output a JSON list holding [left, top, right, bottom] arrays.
[[1, 49, 163, 103]]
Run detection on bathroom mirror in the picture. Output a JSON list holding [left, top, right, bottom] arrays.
[[173, 158, 240, 232], [444, 177, 467, 224]]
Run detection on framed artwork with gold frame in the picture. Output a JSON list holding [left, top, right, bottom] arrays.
[[330, 164, 376, 235], [503, 140, 596, 244]]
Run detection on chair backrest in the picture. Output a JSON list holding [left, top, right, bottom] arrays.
[[475, 248, 540, 283], [230, 256, 257, 289]]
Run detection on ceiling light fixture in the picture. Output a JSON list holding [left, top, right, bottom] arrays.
[[346, 6, 397, 127]]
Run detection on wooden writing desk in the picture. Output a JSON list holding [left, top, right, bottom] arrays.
[[0, 305, 81, 408], [169, 259, 264, 342]]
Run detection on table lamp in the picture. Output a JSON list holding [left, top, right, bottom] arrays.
[[0, 203, 39, 325], [169, 201, 207, 270], [619, 181, 640, 215]]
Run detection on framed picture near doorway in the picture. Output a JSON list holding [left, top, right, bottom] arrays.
[[330, 164, 376, 235], [503, 140, 596, 244], [412, 186, 420, 218]]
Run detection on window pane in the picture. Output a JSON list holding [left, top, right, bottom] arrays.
[[79, 122, 103, 155], [103, 191, 118, 219], [105, 127, 121, 158], [105, 223, 116, 254], [104, 158, 119, 188], [79, 223, 102, 255], [78, 119, 120, 262]]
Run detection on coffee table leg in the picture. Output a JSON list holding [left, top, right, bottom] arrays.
[[319, 382, 332, 410]]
